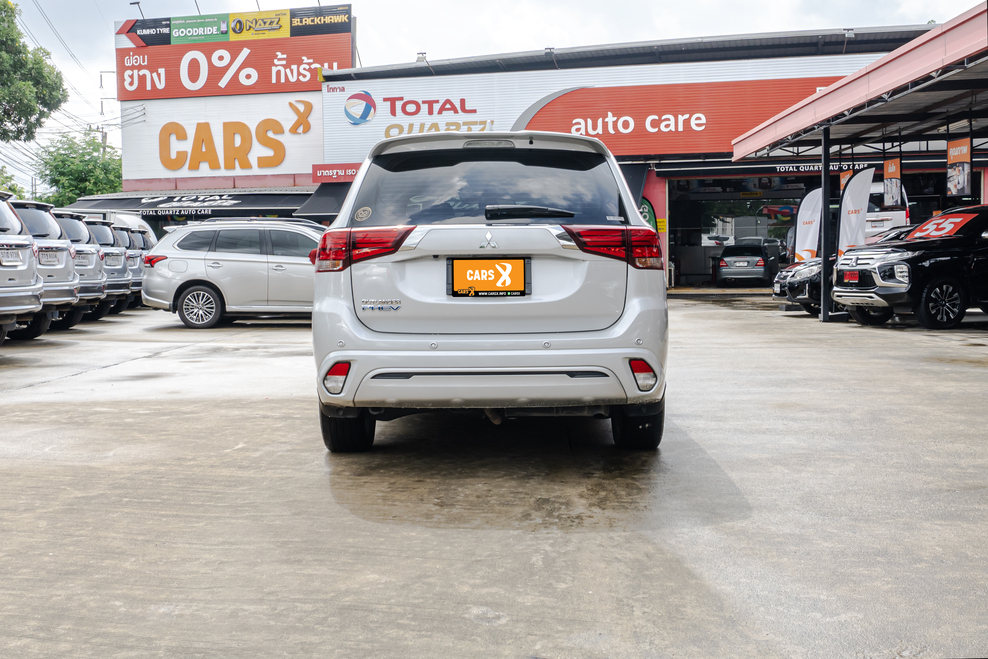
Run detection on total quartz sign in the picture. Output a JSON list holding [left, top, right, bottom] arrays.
[[121, 91, 321, 188], [319, 54, 879, 174]]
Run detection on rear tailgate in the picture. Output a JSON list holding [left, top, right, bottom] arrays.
[[350, 225, 626, 334]]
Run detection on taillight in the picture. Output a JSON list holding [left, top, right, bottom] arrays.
[[562, 225, 664, 269], [323, 362, 350, 394], [627, 227, 663, 270], [31, 243, 38, 258], [315, 226, 414, 272], [905, 206, 910, 221], [719, 259, 729, 268], [98, 249, 105, 261], [629, 359, 657, 391], [756, 258, 765, 267], [69, 246, 76, 259], [144, 255, 167, 268]]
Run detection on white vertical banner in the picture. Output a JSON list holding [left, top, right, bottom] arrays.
[[794, 188, 822, 261], [838, 167, 875, 256]]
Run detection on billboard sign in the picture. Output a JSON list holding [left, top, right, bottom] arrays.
[[883, 157, 902, 207], [947, 137, 971, 196], [115, 5, 351, 101], [319, 54, 878, 165]]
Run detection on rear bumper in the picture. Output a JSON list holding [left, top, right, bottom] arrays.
[[129, 277, 144, 293], [718, 266, 768, 280], [0, 278, 44, 318], [76, 279, 107, 301], [41, 280, 80, 309], [105, 276, 133, 298], [141, 289, 170, 311]]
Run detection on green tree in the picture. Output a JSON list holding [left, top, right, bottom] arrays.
[[0, 2, 68, 142], [0, 165, 28, 197], [35, 132, 121, 207]]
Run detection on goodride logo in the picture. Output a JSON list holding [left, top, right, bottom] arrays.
[[344, 91, 376, 125]]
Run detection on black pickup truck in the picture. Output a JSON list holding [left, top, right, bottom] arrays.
[[832, 207, 988, 329]]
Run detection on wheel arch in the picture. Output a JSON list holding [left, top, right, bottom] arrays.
[[172, 279, 226, 313]]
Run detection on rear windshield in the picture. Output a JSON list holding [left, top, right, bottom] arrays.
[[114, 228, 134, 248], [722, 245, 763, 257], [349, 148, 621, 226], [15, 206, 63, 239], [130, 232, 148, 249], [55, 217, 92, 243], [87, 224, 117, 246], [0, 201, 25, 234]]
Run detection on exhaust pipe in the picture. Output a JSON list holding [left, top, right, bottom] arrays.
[[483, 408, 503, 425]]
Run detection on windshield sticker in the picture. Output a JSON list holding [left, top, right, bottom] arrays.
[[907, 213, 979, 240], [354, 206, 372, 222]]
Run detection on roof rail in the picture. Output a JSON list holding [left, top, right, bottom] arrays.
[[195, 216, 325, 227]]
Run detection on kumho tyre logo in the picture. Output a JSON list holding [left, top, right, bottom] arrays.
[[345, 91, 376, 125]]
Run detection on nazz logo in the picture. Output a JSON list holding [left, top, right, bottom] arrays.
[[361, 298, 401, 311], [232, 16, 282, 34]]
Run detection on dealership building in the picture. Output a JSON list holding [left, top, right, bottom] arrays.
[[72, 10, 988, 283]]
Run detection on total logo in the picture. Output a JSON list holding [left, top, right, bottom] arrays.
[[345, 91, 376, 125]]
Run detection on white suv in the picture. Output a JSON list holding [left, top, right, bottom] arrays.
[[312, 132, 668, 452]]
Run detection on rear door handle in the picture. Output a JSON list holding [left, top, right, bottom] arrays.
[[271, 265, 286, 271], [207, 262, 223, 268]]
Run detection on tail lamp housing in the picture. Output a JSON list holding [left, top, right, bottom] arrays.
[[629, 359, 657, 392], [561, 225, 663, 270], [315, 226, 415, 272], [756, 258, 765, 267], [144, 254, 167, 268], [323, 362, 351, 394], [719, 259, 729, 268]]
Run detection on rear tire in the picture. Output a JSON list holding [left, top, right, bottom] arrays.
[[611, 399, 664, 450], [320, 408, 376, 453], [84, 299, 114, 321], [108, 296, 131, 315], [50, 306, 86, 331], [177, 286, 223, 329], [916, 276, 966, 330], [0, 324, 7, 345], [8, 313, 52, 340], [848, 306, 894, 326], [127, 295, 143, 309]]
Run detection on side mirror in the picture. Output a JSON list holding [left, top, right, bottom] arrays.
[[308, 248, 317, 265]]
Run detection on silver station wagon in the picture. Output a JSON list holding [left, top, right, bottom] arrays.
[[312, 131, 669, 453], [142, 218, 325, 328]]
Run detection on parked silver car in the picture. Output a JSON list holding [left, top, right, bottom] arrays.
[[83, 217, 132, 320], [716, 244, 778, 285], [312, 131, 668, 452], [51, 210, 106, 329], [142, 218, 325, 328], [0, 192, 43, 344], [9, 200, 79, 339], [108, 225, 145, 314]]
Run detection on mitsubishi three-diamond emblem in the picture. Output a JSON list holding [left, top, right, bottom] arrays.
[[480, 231, 498, 249]]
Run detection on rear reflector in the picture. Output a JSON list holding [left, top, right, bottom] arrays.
[[562, 225, 664, 270], [629, 359, 657, 391], [315, 226, 414, 272], [323, 362, 351, 394]]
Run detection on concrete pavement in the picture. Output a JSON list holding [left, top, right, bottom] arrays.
[[1, 303, 987, 657]]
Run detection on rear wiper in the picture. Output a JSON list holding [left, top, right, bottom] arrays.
[[32, 233, 49, 238], [0, 227, 10, 232], [485, 205, 575, 220]]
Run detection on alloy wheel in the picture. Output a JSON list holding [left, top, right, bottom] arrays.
[[928, 284, 960, 323], [183, 291, 216, 325]]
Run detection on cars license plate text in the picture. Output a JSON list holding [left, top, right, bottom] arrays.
[[106, 255, 122, 267], [39, 251, 59, 265], [0, 249, 22, 265], [450, 258, 527, 297]]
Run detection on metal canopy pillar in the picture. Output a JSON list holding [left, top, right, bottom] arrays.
[[820, 127, 833, 322]]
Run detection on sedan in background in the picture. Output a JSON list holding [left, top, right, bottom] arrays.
[[716, 244, 778, 285]]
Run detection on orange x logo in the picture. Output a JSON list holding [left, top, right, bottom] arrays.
[[288, 100, 313, 134]]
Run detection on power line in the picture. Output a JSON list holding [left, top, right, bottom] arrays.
[[30, 0, 94, 80]]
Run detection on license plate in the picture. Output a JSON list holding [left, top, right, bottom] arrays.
[[448, 258, 529, 297], [0, 249, 22, 265], [844, 270, 859, 283], [106, 255, 122, 267], [773, 283, 781, 294], [870, 221, 886, 228], [73, 256, 88, 266], [39, 251, 59, 265], [735, 261, 748, 267]]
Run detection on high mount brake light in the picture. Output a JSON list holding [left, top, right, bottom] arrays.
[[315, 226, 414, 272], [561, 225, 664, 270], [629, 359, 657, 391], [144, 255, 167, 268]]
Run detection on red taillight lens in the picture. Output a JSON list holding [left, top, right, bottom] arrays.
[[351, 226, 415, 263], [144, 255, 167, 268], [98, 249, 105, 261], [561, 226, 626, 260], [627, 227, 663, 270], [719, 259, 729, 268], [315, 228, 350, 272], [315, 226, 415, 272], [323, 362, 351, 395], [629, 359, 657, 391], [756, 258, 765, 267], [562, 225, 663, 270], [69, 246, 76, 259]]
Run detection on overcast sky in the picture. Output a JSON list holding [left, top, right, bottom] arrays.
[[1, 0, 979, 189]]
